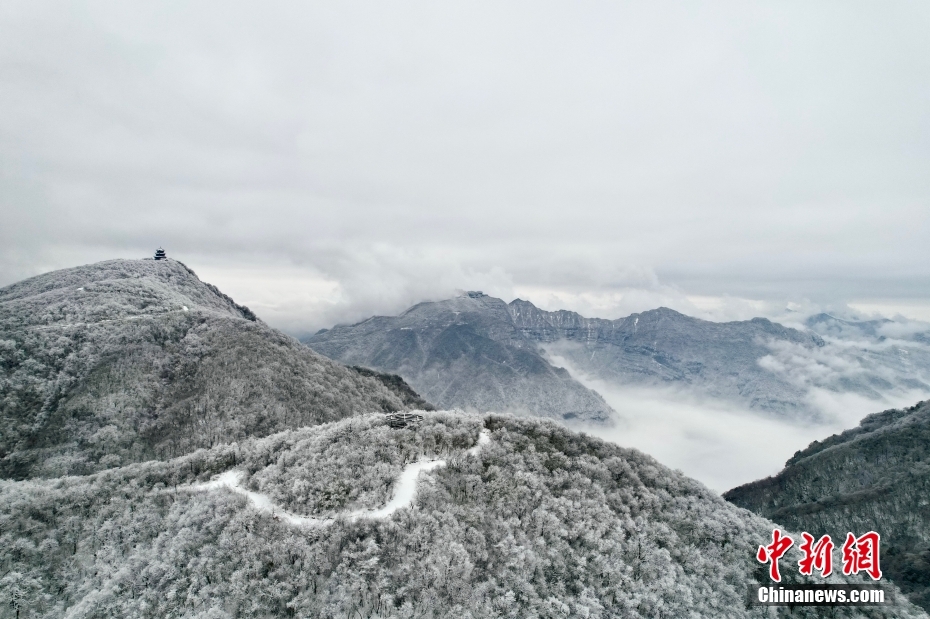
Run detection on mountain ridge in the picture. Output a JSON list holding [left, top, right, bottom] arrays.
[[304, 292, 615, 423], [307, 293, 839, 419], [510, 300, 830, 415]]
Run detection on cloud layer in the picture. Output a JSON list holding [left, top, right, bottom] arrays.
[[566, 369, 930, 492], [2, 1, 930, 332]]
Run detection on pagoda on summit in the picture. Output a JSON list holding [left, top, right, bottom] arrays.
[[154, 247, 167, 260]]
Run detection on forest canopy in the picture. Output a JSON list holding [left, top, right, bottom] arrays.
[[1, 412, 922, 619]]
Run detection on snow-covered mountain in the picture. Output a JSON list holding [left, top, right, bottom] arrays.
[[0, 259, 424, 479], [303, 293, 872, 420], [304, 292, 614, 424], [509, 300, 828, 415], [2, 411, 920, 618], [3, 262, 927, 616], [725, 399, 930, 612], [310, 292, 923, 421]]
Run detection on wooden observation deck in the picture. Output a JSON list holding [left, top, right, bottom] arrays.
[[385, 412, 424, 428]]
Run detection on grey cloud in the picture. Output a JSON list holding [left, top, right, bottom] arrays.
[[557, 337, 930, 491], [2, 1, 929, 333], [877, 319, 930, 340]]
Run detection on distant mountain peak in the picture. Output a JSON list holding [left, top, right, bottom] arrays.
[[305, 293, 614, 423]]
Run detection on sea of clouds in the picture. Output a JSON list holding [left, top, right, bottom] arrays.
[[550, 333, 930, 493]]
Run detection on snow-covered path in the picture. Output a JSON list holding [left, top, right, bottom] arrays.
[[467, 427, 491, 456], [194, 470, 331, 527], [193, 429, 491, 527]]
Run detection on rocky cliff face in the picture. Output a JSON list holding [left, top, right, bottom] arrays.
[[308, 294, 930, 421], [309, 290, 848, 419], [0, 259, 421, 479], [304, 293, 615, 423], [509, 300, 827, 415], [725, 400, 930, 611], [513, 301, 930, 417]]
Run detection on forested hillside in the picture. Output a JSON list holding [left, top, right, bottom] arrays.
[[725, 400, 930, 611], [350, 366, 436, 411], [2, 411, 920, 618], [0, 259, 418, 480], [305, 292, 614, 423]]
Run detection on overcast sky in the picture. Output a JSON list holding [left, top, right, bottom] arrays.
[[2, 1, 929, 334]]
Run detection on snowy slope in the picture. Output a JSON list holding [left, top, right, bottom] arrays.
[[2, 411, 921, 618], [0, 259, 420, 479]]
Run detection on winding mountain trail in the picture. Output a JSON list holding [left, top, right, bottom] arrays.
[[193, 429, 491, 527]]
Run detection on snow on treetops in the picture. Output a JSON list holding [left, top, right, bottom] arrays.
[[1, 411, 920, 618]]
